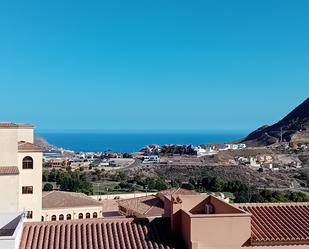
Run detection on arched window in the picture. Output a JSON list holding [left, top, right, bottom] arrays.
[[59, 214, 64, 220], [66, 214, 72, 220], [93, 212, 98, 218], [51, 215, 57, 221], [86, 213, 90, 219], [22, 156, 33, 169], [41, 216, 44, 221], [78, 213, 83, 219]]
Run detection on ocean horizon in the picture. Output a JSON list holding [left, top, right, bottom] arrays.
[[37, 130, 248, 153]]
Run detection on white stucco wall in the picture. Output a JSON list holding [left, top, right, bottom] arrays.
[[17, 152, 42, 221], [42, 206, 103, 221], [0, 125, 42, 222], [0, 129, 18, 166], [17, 129, 33, 143], [0, 175, 19, 213]]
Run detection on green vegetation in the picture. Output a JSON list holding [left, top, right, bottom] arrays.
[[42, 168, 309, 203], [43, 169, 93, 194], [43, 183, 53, 191]]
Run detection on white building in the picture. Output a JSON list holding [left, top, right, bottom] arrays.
[[194, 146, 217, 156], [142, 155, 160, 164], [222, 143, 246, 150], [41, 191, 103, 221], [0, 123, 42, 221]]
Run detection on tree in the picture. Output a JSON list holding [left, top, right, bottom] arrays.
[[181, 182, 194, 190], [155, 178, 168, 191], [210, 177, 225, 192], [43, 183, 53, 191], [122, 153, 132, 158]]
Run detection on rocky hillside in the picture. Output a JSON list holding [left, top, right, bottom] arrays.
[[242, 97, 309, 146], [34, 135, 59, 151]]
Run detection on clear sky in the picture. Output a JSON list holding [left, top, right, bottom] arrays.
[[0, 0, 308, 132]]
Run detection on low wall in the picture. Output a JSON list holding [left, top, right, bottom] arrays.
[[90, 192, 158, 200]]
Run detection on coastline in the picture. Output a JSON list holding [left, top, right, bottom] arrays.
[[36, 131, 247, 153]]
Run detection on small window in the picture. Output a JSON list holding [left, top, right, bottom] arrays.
[[66, 214, 72, 220], [93, 212, 98, 218], [41, 216, 44, 221], [26, 211, 33, 219], [78, 213, 83, 219], [22, 186, 33, 194], [86, 213, 90, 219], [59, 214, 64, 220], [51, 215, 57, 221], [22, 156, 33, 169]]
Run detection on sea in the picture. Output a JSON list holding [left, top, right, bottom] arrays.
[[37, 130, 248, 153]]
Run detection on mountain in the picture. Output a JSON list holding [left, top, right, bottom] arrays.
[[34, 135, 60, 151], [242, 97, 309, 146]]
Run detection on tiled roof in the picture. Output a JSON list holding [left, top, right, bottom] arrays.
[[18, 141, 42, 152], [159, 188, 198, 197], [19, 218, 182, 249], [118, 195, 164, 217], [237, 202, 309, 246], [42, 191, 102, 209], [0, 166, 19, 175], [101, 199, 124, 218], [0, 122, 33, 129]]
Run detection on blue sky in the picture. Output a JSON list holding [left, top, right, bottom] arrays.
[[0, 0, 308, 131]]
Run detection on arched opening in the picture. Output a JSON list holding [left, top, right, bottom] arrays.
[[51, 215, 57, 221], [66, 214, 72, 220], [86, 213, 90, 219], [41, 216, 44, 221], [78, 213, 83, 219], [22, 156, 33, 169], [59, 214, 64, 220], [93, 212, 98, 218]]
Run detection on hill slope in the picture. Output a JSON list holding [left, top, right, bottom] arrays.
[[242, 97, 309, 146]]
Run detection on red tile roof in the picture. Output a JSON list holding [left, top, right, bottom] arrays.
[[19, 218, 181, 249], [237, 202, 309, 246], [18, 141, 42, 152], [0, 122, 33, 129], [118, 195, 164, 217], [0, 166, 19, 175], [42, 191, 102, 209], [158, 188, 198, 197]]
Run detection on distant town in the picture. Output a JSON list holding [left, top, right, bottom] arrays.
[[0, 96, 309, 249]]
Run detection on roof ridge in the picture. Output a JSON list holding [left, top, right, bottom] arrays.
[[25, 217, 135, 226], [144, 197, 162, 215], [235, 202, 309, 207], [118, 194, 156, 202]]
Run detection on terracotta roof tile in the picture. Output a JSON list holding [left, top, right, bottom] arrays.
[[237, 202, 309, 246], [42, 191, 102, 209], [0, 122, 33, 129], [118, 195, 164, 217], [0, 166, 19, 175], [19, 218, 182, 249], [18, 141, 42, 152], [158, 188, 198, 197]]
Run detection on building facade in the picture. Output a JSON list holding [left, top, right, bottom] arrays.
[[41, 191, 103, 221], [0, 123, 42, 221]]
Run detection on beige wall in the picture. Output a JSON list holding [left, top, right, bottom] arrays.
[[0, 175, 19, 213], [165, 195, 253, 249], [188, 213, 251, 249], [17, 128, 33, 143], [181, 211, 192, 249], [0, 129, 18, 166], [17, 152, 42, 221], [0, 125, 42, 221], [42, 206, 103, 221]]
